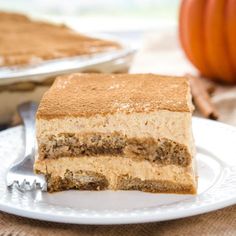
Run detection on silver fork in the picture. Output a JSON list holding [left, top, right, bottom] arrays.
[[6, 102, 47, 191]]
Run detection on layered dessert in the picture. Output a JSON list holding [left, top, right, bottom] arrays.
[[0, 12, 120, 67], [34, 73, 197, 194]]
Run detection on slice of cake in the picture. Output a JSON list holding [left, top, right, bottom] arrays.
[[34, 73, 197, 194], [0, 12, 120, 67]]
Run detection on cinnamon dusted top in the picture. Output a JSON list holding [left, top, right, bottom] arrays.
[[37, 73, 193, 119], [0, 12, 120, 67]]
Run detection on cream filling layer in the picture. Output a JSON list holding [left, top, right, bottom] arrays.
[[34, 156, 197, 189], [36, 110, 194, 156]]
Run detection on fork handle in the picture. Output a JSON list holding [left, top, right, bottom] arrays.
[[18, 102, 37, 157]]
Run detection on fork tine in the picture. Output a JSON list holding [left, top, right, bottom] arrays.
[[13, 181, 21, 190], [19, 179, 26, 189]]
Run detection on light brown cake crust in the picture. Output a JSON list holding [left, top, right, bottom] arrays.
[[36, 73, 193, 119], [46, 172, 196, 194], [0, 12, 120, 67], [38, 132, 191, 167], [117, 175, 196, 194]]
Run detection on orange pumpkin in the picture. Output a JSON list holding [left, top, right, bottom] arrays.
[[179, 0, 236, 84]]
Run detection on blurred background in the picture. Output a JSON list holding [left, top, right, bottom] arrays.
[[0, 0, 179, 44]]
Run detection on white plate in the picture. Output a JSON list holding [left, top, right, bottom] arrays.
[[0, 117, 236, 225]]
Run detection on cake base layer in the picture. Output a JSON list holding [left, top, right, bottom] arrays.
[[34, 156, 197, 194]]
